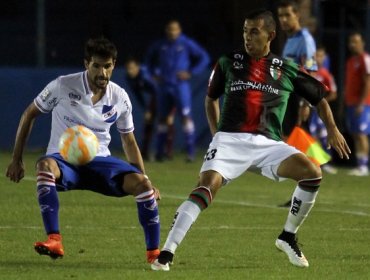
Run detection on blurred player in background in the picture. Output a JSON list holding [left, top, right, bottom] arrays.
[[310, 46, 338, 174], [6, 38, 161, 264], [145, 20, 210, 161], [151, 9, 350, 271], [124, 57, 159, 160], [345, 32, 370, 176], [278, 0, 318, 207], [278, 0, 317, 136]]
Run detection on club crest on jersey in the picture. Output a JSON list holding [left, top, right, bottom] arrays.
[[269, 66, 282, 80], [40, 88, 51, 101], [102, 105, 117, 123]]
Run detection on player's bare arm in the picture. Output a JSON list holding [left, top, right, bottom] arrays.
[[6, 102, 42, 183], [120, 132, 145, 174], [205, 96, 220, 136], [316, 98, 351, 159]]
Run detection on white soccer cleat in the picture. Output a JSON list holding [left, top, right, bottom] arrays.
[[275, 238, 309, 268], [151, 259, 170, 271], [347, 168, 369, 177]]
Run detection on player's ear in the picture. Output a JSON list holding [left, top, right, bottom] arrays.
[[84, 59, 90, 70], [268, 31, 276, 42]]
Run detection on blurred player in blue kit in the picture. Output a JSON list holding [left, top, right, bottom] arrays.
[[145, 20, 210, 161], [124, 58, 158, 160], [6, 38, 161, 264]]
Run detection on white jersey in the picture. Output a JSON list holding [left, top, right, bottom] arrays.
[[34, 71, 134, 157]]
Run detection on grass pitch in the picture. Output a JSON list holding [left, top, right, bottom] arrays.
[[0, 151, 370, 279]]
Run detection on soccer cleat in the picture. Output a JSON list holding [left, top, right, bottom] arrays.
[[146, 249, 160, 264], [275, 232, 309, 268], [34, 233, 64, 259], [322, 164, 338, 175], [151, 250, 173, 271], [347, 167, 369, 176]]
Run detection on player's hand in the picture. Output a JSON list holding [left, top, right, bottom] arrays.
[[152, 186, 161, 201], [355, 104, 364, 115], [326, 126, 351, 160], [297, 104, 310, 125], [6, 160, 25, 183], [177, 71, 191, 81]]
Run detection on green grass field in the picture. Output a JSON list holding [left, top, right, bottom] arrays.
[[1, 151, 370, 280]]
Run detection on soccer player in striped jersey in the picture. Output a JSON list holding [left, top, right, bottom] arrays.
[[151, 9, 350, 271], [6, 38, 161, 264], [345, 32, 370, 176]]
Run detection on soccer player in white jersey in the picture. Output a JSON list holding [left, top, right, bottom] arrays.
[[6, 38, 161, 264]]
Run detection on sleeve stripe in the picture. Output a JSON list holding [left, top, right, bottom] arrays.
[[33, 99, 50, 113], [117, 126, 134, 134], [364, 54, 370, 74]]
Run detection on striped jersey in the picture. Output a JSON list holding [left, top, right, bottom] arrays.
[[208, 52, 326, 141], [34, 71, 134, 157]]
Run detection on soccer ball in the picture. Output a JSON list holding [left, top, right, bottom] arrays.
[[58, 125, 99, 165]]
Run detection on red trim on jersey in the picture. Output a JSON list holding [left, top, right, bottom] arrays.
[[240, 59, 265, 132]]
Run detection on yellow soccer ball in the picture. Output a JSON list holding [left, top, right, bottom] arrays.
[[58, 125, 99, 165]]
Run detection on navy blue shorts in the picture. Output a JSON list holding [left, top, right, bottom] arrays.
[[158, 83, 192, 118], [346, 106, 370, 134], [37, 153, 141, 197]]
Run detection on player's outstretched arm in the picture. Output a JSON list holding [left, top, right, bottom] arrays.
[[205, 96, 220, 136], [6, 102, 42, 183], [120, 132, 145, 174], [316, 98, 351, 159]]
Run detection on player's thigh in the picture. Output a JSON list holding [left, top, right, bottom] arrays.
[[346, 106, 370, 134], [200, 132, 253, 183], [176, 83, 192, 117], [81, 156, 145, 197], [277, 153, 322, 181], [157, 88, 175, 120], [36, 153, 80, 190]]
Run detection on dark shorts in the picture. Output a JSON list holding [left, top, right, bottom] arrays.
[[346, 106, 370, 134], [37, 153, 141, 197]]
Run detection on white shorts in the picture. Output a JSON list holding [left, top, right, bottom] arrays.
[[200, 132, 301, 183]]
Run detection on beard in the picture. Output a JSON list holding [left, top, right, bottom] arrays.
[[93, 76, 109, 90]]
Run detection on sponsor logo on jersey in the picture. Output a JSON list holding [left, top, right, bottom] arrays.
[[234, 53, 244, 60], [230, 80, 279, 95], [40, 88, 51, 101], [102, 105, 117, 123], [68, 92, 81, 100], [47, 97, 58, 106], [233, 61, 243, 69]]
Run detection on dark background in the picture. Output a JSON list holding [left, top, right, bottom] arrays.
[[1, 0, 370, 165]]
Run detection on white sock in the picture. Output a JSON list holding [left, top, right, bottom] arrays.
[[284, 186, 318, 233], [162, 200, 201, 253]]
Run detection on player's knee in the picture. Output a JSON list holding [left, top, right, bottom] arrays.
[[183, 119, 194, 133], [36, 158, 60, 178], [132, 176, 153, 197], [306, 163, 322, 179]]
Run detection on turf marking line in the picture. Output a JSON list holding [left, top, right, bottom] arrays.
[[1, 175, 369, 217]]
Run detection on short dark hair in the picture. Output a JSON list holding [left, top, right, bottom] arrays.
[[349, 31, 364, 41], [84, 37, 117, 62], [124, 56, 140, 65], [277, 0, 300, 13], [245, 9, 276, 33]]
